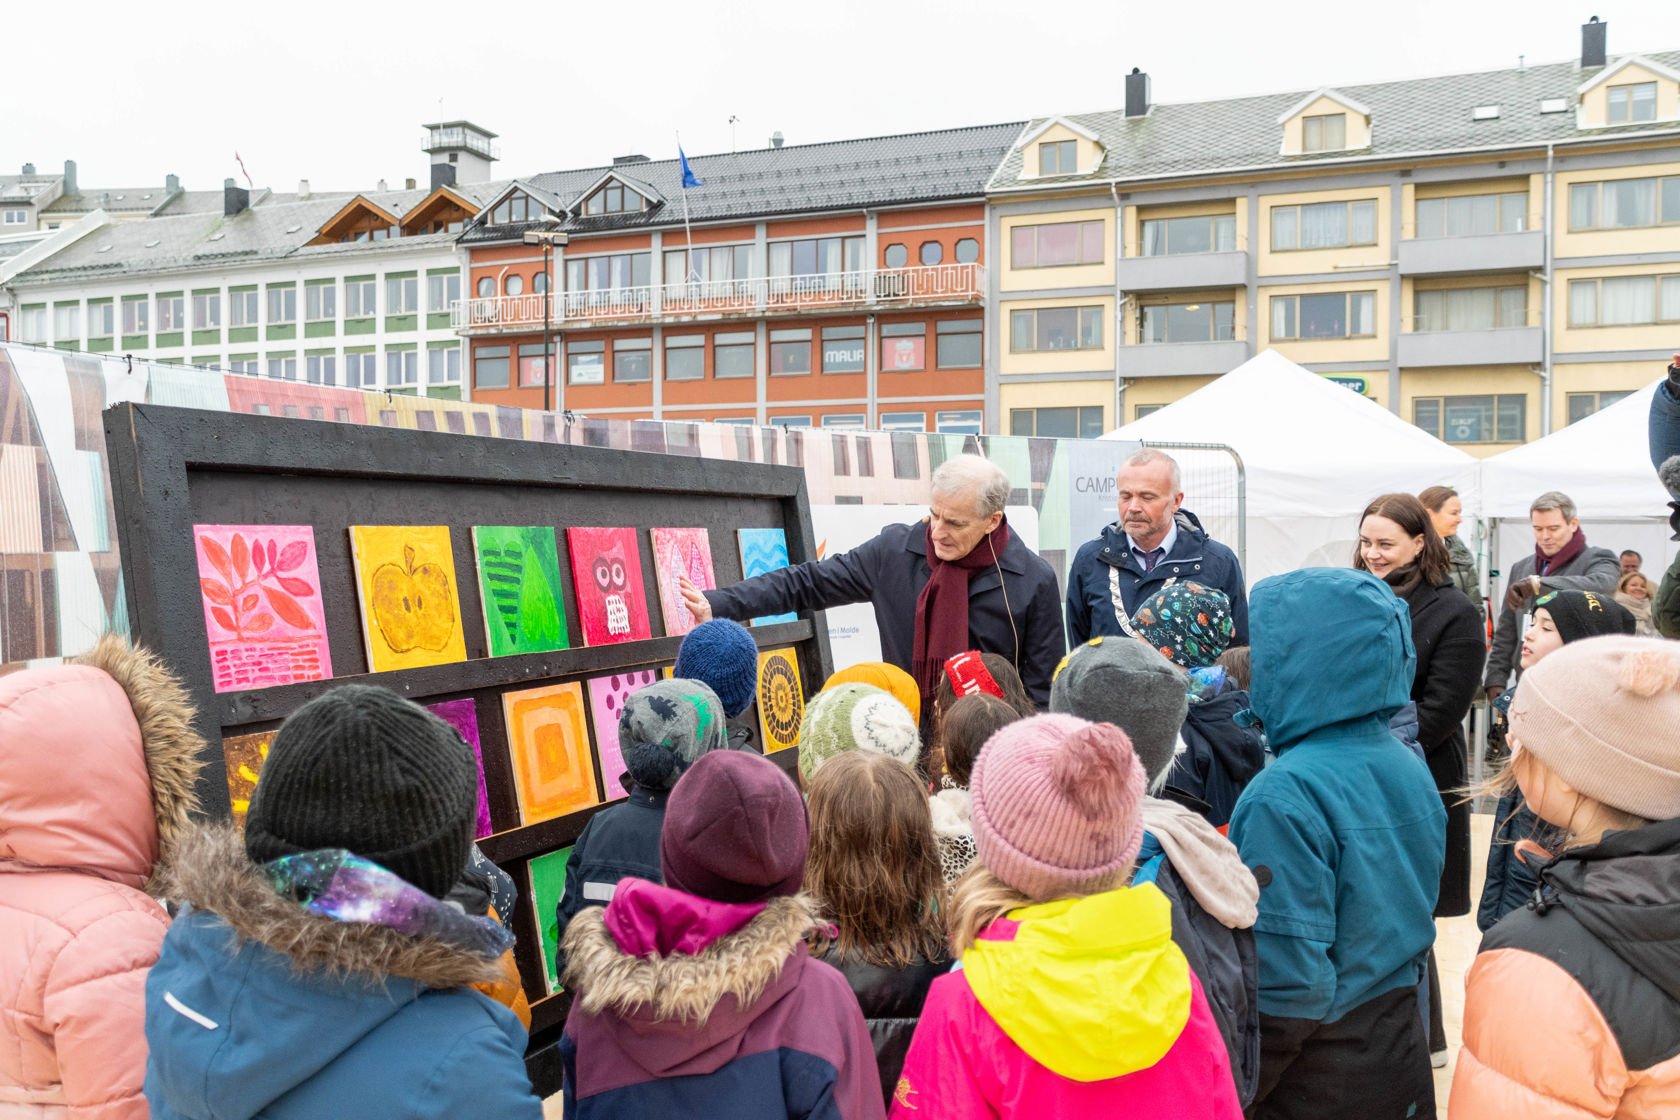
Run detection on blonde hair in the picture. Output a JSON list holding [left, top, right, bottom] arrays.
[[1619, 571, 1652, 596], [945, 860, 1128, 955], [1464, 745, 1651, 850]]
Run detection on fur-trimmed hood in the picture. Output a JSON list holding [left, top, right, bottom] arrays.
[[163, 824, 502, 989], [0, 634, 201, 892]]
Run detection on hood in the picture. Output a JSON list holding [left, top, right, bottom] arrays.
[[1185, 686, 1264, 787], [1245, 569, 1414, 751], [0, 635, 201, 891], [562, 884, 821, 1079], [963, 884, 1191, 1082], [1139, 798, 1258, 928], [929, 786, 973, 839], [1544, 816, 1680, 1005], [146, 826, 508, 1119]]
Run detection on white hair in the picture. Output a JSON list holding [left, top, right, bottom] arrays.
[[1122, 447, 1182, 492], [931, 454, 1011, 518]]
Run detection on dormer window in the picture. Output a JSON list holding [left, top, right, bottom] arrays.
[[584, 183, 644, 215], [1039, 140, 1078, 175], [1608, 82, 1657, 124], [488, 191, 540, 225], [1277, 90, 1371, 156], [1302, 113, 1347, 153]]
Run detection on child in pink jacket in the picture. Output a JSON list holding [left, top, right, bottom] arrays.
[[0, 636, 201, 1118], [890, 713, 1241, 1118]]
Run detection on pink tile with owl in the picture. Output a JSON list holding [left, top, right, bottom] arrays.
[[565, 527, 652, 645], [650, 527, 716, 637]]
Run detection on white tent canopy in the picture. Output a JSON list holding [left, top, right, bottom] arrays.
[[1103, 349, 1478, 582]]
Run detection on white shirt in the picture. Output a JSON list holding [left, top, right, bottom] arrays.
[[1127, 518, 1179, 565]]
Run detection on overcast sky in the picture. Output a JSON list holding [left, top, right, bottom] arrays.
[[9, 0, 1680, 194]]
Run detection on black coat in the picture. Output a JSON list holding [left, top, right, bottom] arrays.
[[1396, 577, 1486, 917], [706, 519, 1066, 707], [813, 945, 949, 1109]]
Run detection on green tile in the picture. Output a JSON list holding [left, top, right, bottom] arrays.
[[304, 321, 335, 339], [192, 329, 220, 346], [88, 337, 114, 353], [229, 326, 257, 344], [344, 318, 375, 336], [156, 332, 183, 348], [426, 312, 453, 330], [265, 324, 296, 341], [122, 334, 148, 349], [384, 315, 417, 333]]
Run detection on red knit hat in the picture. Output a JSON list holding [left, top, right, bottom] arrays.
[[661, 750, 808, 904], [970, 713, 1147, 903]]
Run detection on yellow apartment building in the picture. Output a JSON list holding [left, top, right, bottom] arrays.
[[985, 20, 1680, 455]]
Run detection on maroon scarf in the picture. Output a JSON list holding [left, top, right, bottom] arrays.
[[911, 517, 1012, 700], [1536, 527, 1587, 576]]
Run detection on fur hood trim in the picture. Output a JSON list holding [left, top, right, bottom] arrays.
[[74, 634, 203, 882], [163, 825, 502, 989], [562, 893, 820, 1024], [929, 786, 973, 839]]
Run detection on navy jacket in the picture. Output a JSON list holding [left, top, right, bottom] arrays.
[[555, 785, 669, 977], [1168, 682, 1266, 830], [1065, 511, 1249, 648], [705, 519, 1065, 707]]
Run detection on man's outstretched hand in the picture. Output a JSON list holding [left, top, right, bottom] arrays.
[[1503, 574, 1541, 612], [678, 575, 714, 625]]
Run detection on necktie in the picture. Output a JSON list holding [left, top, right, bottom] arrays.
[[1141, 547, 1163, 572]]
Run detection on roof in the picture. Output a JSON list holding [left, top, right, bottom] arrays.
[[462, 121, 1024, 242], [1578, 54, 1680, 93], [989, 49, 1680, 190], [44, 187, 178, 214]]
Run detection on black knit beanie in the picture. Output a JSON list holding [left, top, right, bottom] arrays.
[[1535, 589, 1636, 646], [244, 685, 475, 899]]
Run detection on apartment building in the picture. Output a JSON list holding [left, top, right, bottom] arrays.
[[454, 123, 1021, 433], [1, 160, 227, 235], [988, 18, 1680, 454]]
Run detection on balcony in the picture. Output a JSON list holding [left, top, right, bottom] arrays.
[[1115, 338, 1250, 378], [1115, 251, 1248, 293], [1398, 231, 1544, 276], [452, 263, 984, 334], [1397, 326, 1543, 368]]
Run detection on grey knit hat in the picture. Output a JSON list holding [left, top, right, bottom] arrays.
[[798, 682, 920, 783], [620, 678, 727, 790], [1049, 637, 1188, 785]]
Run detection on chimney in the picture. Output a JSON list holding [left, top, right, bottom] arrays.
[[377, 178, 388, 193], [405, 177, 416, 190], [63, 160, 78, 196], [165, 173, 180, 194], [298, 178, 310, 198], [612, 153, 650, 166], [223, 177, 250, 218], [21, 162, 35, 175], [1582, 16, 1607, 69], [430, 162, 457, 190], [770, 131, 785, 149], [1125, 68, 1152, 117]]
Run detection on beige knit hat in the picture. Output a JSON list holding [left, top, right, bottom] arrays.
[[1509, 636, 1680, 821]]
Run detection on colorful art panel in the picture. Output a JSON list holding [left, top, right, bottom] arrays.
[[757, 646, 805, 754], [586, 668, 660, 801], [528, 846, 573, 995], [223, 731, 274, 827], [565, 527, 651, 646], [348, 525, 469, 673], [194, 525, 334, 694], [501, 681, 599, 825], [737, 528, 796, 626], [649, 527, 715, 637], [471, 526, 569, 657], [426, 699, 494, 840]]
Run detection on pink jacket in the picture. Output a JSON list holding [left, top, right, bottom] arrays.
[[0, 638, 201, 1118]]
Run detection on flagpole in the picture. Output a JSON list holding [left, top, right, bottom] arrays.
[[677, 131, 698, 283]]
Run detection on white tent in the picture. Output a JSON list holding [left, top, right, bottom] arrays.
[[1103, 349, 1478, 582]]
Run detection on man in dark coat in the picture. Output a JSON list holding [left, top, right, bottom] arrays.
[[680, 453, 1065, 707], [1065, 449, 1249, 648]]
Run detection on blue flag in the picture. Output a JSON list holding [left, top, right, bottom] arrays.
[[678, 146, 703, 189]]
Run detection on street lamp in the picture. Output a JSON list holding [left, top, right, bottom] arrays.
[[523, 217, 568, 414]]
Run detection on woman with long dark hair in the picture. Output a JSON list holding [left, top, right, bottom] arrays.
[[1418, 485, 1483, 621], [1354, 493, 1485, 1065]]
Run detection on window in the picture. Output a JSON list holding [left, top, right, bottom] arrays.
[[122, 297, 148, 334], [1009, 406, 1105, 439], [532, 271, 548, 295], [1135, 403, 1165, 420], [305, 353, 338, 386], [233, 288, 261, 326], [157, 294, 185, 332], [1141, 300, 1235, 344], [566, 253, 653, 292], [228, 357, 259, 377], [1009, 306, 1104, 351], [1413, 394, 1525, 444], [193, 292, 221, 329], [955, 238, 979, 263], [474, 345, 510, 390], [89, 301, 114, 337], [503, 274, 523, 297], [1038, 139, 1077, 175], [1011, 220, 1104, 268], [1567, 390, 1633, 425], [583, 182, 644, 215], [266, 355, 298, 380], [427, 346, 462, 385], [880, 412, 926, 432], [267, 286, 296, 325], [2, 209, 26, 225], [880, 321, 926, 371], [821, 325, 865, 373], [1567, 275, 1680, 327], [386, 275, 418, 314], [568, 340, 605, 384], [613, 338, 652, 382], [1301, 112, 1347, 152], [486, 192, 540, 226], [1141, 214, 1236, 256], [936, 410, 983, 434], [1270, 291, 1376, 340], [769, 328, 812, 375], [663, 245, 750, 286], [475, 276, 495, 298], [884, 243, 908, 269], [768, 236, 864, 279], [1415, 192, 1527, 238], [345, 351, 377, 388], [53, 303, 80, 342], [714, 331, 755, 378], [665, 334, 705, 380], [1270, 199, 1378, 250], [1414, 285, 1527, 331], [384, 349, 418, 386], [1608, 82, 1658, 124], [19, 306, 46, 342], [919, 241, 944, 266], [1569, 176, 1680, 230], [936, 319, 983, 368], [517, 342, 552, 388], [346, 279, 376, 317], [770, 415, 812, 428], [428, 272, 460, 311], [822, 414, 865, 428]]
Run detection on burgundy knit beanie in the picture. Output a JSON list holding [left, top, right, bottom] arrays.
[[970, 713, 1147, 902], [661, 750, 808, 904]]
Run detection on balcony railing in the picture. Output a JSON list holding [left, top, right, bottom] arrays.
[[452, 263, 984, 332]]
